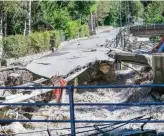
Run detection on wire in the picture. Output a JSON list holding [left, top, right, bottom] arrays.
[[91, 116, 152, 136], [60, 115, 146, 136]]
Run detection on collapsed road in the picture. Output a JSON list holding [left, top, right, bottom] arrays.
[[0, 27, 164, 135], [0, 26, 161, 106], [26, 28, 119, 78], [0, 27, 120, 107]]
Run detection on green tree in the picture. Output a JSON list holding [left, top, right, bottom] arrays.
[[96, 1, 144, 26], [40, 1, 95, 38], [96, 1, 110, 26], [145, 1, 164, 23], [3, 1, 26, 35]]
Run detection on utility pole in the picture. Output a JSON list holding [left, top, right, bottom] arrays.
[[119, 1, 123, 47], [119, 0, 122, 27], [91, 12, 94, 32], [27, 0, 31, 35], [127, 1, 130, 27], [0, 0, 3, 66], [0, 1, 3, 39]]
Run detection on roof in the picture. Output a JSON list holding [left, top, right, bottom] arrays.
[[32, 19, 54, 30]]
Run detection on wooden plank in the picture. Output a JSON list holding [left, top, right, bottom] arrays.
[[17, 78, 47, 87], [0, 93, 23, 100], [0, 66, 26, 72]]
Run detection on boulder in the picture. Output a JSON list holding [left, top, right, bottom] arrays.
[[160, 94, 164, 101], [2, 122, 27, 133]]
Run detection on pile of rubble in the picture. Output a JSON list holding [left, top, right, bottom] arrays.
[[0, 63, 161, 136], [0, 29, 163, 135]]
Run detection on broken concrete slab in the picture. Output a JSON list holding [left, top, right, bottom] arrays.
[[0, 93, 23, 100], [108, 51, 152, 66], [26, 48, 114, 78], [26, 28, 119, 78]]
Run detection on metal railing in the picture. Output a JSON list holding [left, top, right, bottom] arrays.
[[130, 23, 164, 31], [1, 84, 164, 136]]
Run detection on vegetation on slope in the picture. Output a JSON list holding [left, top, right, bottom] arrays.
[[1, 1, 164, 58]]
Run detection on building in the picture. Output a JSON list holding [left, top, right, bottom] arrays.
[[32, 19, 54, 32]]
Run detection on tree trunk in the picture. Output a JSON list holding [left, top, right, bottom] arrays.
[[23, 19, 26, 36], [3, 11, 7, 37], [27, 0, 31, 35], [0, 1, 3, 66], [24, 0, 31, 36], [0, 1, 3, 38]]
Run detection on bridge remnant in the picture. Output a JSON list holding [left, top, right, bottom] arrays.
[[109, 51, 164, 88], [130, 24, 164, 36], [152, 54, 164, 94]]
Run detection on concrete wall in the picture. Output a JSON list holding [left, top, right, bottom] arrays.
[[152, 54, 164, 84], [151, 54, 164, 95]]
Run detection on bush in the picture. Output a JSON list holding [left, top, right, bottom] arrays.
[[149, 35, 161, 42], [3, 30, 60, 58], [79, 24, 90, 37], [3, 26, 89, 58], [64, 20, 80, 39], [3, 35, 28, 58], [64, 20, 90, 39]]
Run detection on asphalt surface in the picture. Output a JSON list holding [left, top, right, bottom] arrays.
[[26, 28, 119, 78]]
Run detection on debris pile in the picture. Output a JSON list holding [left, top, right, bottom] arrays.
[[0, 28, 163, 135]]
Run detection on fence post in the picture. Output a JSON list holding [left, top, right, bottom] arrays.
[[68, 85, 76, 136], [47, 128, 52, 136]]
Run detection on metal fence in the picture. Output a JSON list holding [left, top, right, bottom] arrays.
[[1, 84, 164, 136]]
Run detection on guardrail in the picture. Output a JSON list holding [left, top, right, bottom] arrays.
[[130, 23, 164, 32], [1, 84, 164, 136]]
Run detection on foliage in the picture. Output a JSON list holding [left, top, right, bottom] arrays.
[[128, 1, 144, 19], [80, 24, 90, 37], [96, 1, 110, 26], [96, 1, 144, 26], [149, 35, 161, 42], [3, 25, 89, 58], [145, 1, 164, 24], [3, 1, 26, 35], [64, 20, 80, 39], [2, 1, 95, 37], [3, 30, 60, 58], [0, 1, 95, 58], [40, 1, 95, 39]]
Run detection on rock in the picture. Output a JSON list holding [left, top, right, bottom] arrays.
[[160, 94, 164, 101], [1, 59, 7, 67], [99, 63, 110, 74], [9, 73, 20, 78], [5, 73, 23, 87], [2, 122, 27, 133], [151, 91, 161, 100], [31, 115, 48, 120], [0, 81, 4, 85]]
